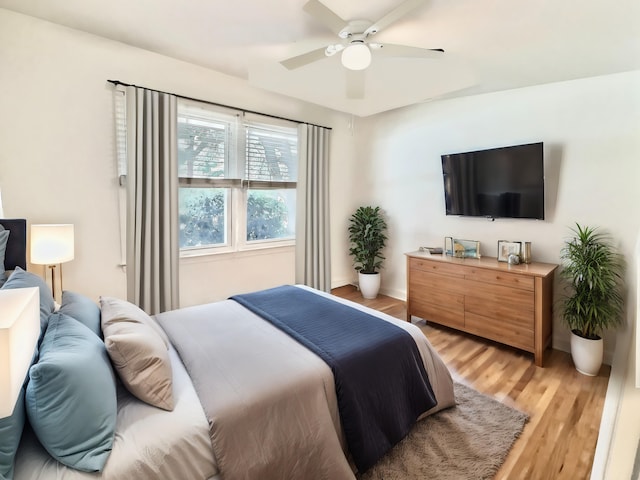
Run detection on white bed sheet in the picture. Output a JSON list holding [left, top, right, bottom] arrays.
[[14, 347, 217, 480]]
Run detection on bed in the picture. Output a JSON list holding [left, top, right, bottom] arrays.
[[1, 220, 455, 480]]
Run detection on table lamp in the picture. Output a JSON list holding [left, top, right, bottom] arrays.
[[0, 287, 39, 418], [30, 224, 74, 302]]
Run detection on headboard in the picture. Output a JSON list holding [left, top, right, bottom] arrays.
[[1, 219, 27, 270]]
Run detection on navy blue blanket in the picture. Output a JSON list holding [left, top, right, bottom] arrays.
[[230, 285, 437, 473]]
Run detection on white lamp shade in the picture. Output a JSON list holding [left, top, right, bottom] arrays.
[[341, 43, 372, 71], [0, 287, 39, 418], [31, 224, 75, 265]]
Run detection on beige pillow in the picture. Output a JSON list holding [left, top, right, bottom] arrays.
[[100, 297, 174, 411], [99, 296, 170, 348]]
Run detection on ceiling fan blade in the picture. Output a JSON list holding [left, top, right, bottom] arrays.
[[303, 0, 347, 35], [346, 70, 365, 99], [280, 47, 328, 70], [374, 43, 444, 59], [365, 0, 427, 36]]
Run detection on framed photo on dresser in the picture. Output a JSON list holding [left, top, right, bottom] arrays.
[[497, 240, 522, 262]]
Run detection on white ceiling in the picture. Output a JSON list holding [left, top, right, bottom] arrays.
[[1, 0, 639, 117]]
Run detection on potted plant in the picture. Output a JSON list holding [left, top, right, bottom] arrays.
[[560, 223, 624, 376], [348, 206, 388, 299]]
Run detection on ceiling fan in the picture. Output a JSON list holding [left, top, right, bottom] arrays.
[[280, 0, 444, 98]]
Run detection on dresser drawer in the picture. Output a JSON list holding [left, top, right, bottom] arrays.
[[465, 267, 534, 291], [409, 269, 468, 296], [410, 297, 465, 329], [465, 295, 533, 329], [409, 257, 466, 278], [464, 279, 535, 311], [465, 311, 534, 351], [409, 283, 464, 309]]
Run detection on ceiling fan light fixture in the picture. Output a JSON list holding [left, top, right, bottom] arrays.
[[341, 42, 371, 70]]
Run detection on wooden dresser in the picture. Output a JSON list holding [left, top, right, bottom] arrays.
[[406, 251, 557, 366]]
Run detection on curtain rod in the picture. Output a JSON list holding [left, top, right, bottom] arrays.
[[107, 79, 331, 130]]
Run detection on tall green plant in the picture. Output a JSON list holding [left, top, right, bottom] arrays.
[[560, 223, 624, 339], [348, 206, 388, 274]]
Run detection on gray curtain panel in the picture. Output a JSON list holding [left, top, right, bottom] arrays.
[[295, 124, 331, 292], [125, 86, 179, 314]]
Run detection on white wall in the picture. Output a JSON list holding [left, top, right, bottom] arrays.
[[0, 8, 356, 306], [350, 70, 640, 362], [593, 229, 640, 480]]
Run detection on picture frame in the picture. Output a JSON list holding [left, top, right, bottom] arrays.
[[444, 237, 453, 256], [452, 238, 481, 259], [497, 240, 522, 262]]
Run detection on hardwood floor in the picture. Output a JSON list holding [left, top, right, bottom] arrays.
[[331, 285, 610, 480]]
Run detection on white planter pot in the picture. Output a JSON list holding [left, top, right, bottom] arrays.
[[358, 272, 381, 299], [570, 332, 603, 376]]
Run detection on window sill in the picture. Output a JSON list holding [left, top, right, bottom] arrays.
[[180, 243, 295, 264]]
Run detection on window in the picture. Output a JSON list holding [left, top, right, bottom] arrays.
[[177, 101, 298, 253]]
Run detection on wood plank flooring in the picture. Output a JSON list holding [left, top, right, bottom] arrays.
[[331, 285, 610, 480]]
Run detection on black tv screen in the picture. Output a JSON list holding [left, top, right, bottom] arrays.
[[441, 142, 544, 220]]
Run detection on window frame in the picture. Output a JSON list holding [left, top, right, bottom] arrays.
[[177, 100, 298, 257]]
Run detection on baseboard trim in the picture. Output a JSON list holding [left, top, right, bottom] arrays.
[[379, 286, 405, 300]]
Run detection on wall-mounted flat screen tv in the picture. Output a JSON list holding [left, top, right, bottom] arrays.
[[441, 142, 545, 220]]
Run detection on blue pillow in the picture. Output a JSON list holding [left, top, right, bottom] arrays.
[[59, 291, 102, 338], [26, 313, 117, 472], [0, 389, 25, 480], [1, 267, 55, 338], [0, 226, 9, 288]]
